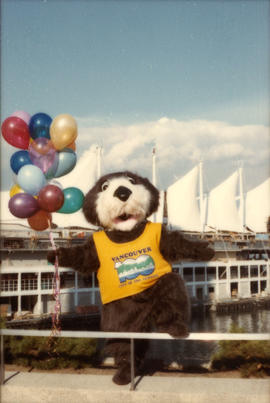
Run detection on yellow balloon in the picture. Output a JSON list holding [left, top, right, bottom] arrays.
[[10, 184, 38, 199], [10, 184, 24, 198], [50, 114, 77, 151]]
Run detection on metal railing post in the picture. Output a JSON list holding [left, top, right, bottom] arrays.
[[0, 334, 4, 385], [130, 338, 135, 391]]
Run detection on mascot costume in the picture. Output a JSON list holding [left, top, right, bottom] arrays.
[[48, 171, 214, 385]]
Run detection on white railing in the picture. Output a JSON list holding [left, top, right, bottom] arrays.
[[1, 329, 270, 391]]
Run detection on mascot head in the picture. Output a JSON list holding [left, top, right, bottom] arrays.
[[83, 171, 159, 231]]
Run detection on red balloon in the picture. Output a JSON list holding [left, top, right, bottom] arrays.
[[28, 210, 52, 231], [1, 116, 30, 149], [38, 185, 64, 212]]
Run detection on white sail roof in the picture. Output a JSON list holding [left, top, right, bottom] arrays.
[[167, 166, 202, 231], [245, 178, 270, 233], [206, 171, 243, 232]]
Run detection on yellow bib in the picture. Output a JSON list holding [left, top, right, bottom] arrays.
[[93, 222, 172, 304]]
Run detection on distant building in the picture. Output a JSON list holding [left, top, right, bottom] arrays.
[[1, 223, 269, 319]]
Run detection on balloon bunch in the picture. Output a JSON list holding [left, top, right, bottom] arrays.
[[1, 111, 84, 231]]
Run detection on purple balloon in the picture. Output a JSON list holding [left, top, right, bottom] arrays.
[[8, 193, 39, 218], [29, 138, 58, 178]]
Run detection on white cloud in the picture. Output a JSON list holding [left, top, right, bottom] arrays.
[[207, 143, 245, 161], [73, 117, 269, 189]]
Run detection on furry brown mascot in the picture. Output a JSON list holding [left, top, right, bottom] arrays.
[[48, 171, 214, 385]]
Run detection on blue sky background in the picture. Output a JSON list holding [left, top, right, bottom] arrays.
[[1, 0, 269, 192]]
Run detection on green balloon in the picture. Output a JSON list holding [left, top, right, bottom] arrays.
[[57, 187, 84, 214]]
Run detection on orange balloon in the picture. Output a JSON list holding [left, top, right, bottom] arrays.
[[28, 210, 52, 231]]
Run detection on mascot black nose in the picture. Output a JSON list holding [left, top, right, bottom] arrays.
[[114, 186, 132, 201]]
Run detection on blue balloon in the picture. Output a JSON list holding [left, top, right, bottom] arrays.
[[29, 113, 52, 139], [17, 164, 47, 195], [54, 148, 77, 178], [10, 150, 33, 174], [57, 187, 84, 214]]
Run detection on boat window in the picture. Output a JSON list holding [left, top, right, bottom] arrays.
[[21, 273, 38, 290], [3, 239, 24, 249], [41, 273, 54, 290], [21, 295, 37, 312], [196, 287, 204, 300], [250, 265, 258, 277], [1, 274, 18, 292], [260, 280, 267, 292], [260, 265, 267, 277], [230, 266, 238, 279], [77, 273, 94, 288], [207, 267, 216, 281], [195, 267, 205, 282], [230, 282, 238, 297], [208, 286, 215, 300], [183, 267, 193, 282], [218, 266, 227, 279], [240, 265, 248, 278], [250, 281, 258, 294], [60, 272, 75, 288]]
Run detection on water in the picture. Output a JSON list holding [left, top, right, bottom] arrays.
[[147, 309, 270, 368], [190, 309, 270, 334]]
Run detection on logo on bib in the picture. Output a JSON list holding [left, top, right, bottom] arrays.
[[115, 254, 155, 283]]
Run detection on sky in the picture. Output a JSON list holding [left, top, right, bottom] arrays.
[[1, 0, 269, 194]]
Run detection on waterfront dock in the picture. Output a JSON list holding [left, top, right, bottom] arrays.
[[215, 296, 270, 314], [2, 371, 270, 403]]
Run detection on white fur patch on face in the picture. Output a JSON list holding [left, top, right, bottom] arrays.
[[96, 176, 151, 231]]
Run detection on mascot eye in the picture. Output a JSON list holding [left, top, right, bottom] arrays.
[[128, 177, 136, 185], [101, 181, 109, 191]]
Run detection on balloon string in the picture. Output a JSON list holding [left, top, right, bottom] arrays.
[[48, 222, 61, 336]]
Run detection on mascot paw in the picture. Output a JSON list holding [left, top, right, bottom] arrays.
[[158, 322, 189, 338], [112, 359, 144, 385], [112, 362, 132, 385], [193, 241, 215, 261]]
